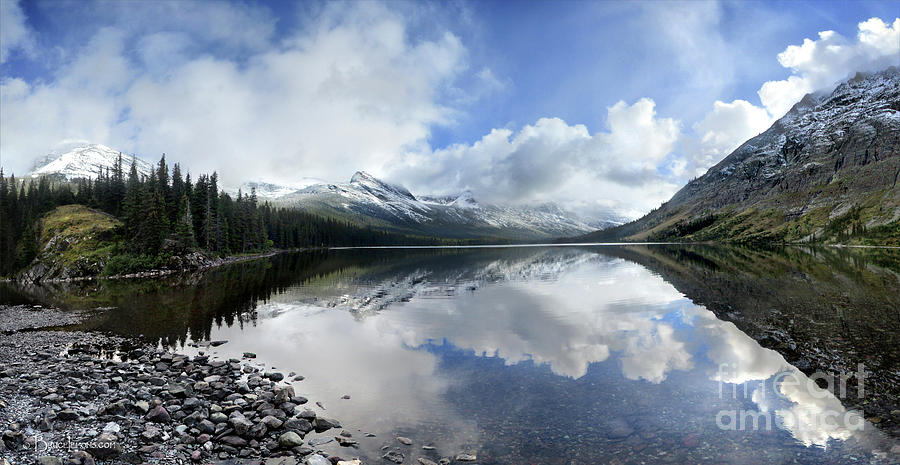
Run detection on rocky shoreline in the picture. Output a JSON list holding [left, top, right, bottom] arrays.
[[0, 306, 360, 465]]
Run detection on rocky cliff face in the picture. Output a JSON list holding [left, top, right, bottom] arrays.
[[581, 67, 900, 244]]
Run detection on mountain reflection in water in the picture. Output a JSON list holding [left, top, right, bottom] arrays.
[[4, 245, 898, 464]]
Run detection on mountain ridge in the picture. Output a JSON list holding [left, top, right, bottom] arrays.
[[278, 170, 616, 240], [574, 66, 900, 245], [27, 148, 616, 241]]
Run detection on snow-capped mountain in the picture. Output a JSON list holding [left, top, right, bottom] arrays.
[[28, 143, 154, 180], [26, 142, 618, 240], [580, 66, 900, 243], [278, 171, 614, 240], [229, 179, 325, 199]]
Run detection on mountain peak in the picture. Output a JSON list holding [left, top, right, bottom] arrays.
[[29, 143, 154, 180], [349, 171, 416, 201], [350, 171, 378, 184], [450, 190, 479, 209]]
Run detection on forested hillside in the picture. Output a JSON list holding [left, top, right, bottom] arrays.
[[0, 155, 456, 278]]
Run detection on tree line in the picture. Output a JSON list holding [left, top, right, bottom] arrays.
[[0, 154, 444, 277]]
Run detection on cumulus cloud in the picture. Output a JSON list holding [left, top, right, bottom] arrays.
[[3, 2, 898, 222], [390, 98, 681, 219], [0, 0, 33, 63], [0, 2, 465, 186], [682, 99, 773, 177], [681, 17, 899, 178], [759, 17, 900, 118]]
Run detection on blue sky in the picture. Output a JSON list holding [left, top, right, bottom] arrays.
[[1, 0, 898, 219]]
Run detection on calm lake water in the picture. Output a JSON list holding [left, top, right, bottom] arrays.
[[3, 245, 899, 464]]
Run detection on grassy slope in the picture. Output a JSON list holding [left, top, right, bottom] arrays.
[[29, 205, 122, 278], [578, 176, 900, 246]]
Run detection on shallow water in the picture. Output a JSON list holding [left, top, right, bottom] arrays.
[[3, 245, 899, 464]]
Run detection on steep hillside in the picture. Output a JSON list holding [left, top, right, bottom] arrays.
[[17, 205, 122, 282], [578, 67, 900, 245]]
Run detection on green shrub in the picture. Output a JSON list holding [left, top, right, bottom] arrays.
[[102, 254, 164, 276]]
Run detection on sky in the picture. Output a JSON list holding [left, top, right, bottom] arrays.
[[1, 0, 898, 220]]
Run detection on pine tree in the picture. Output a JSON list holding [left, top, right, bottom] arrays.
[[171, 163, 184, 225], [122, 161, 144, 252], [174, 194, 196, 250]]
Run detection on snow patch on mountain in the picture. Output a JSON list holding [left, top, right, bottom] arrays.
[[29, 143, 153, 180], [230, 179, 325, 199], [280, 171, 615, 239]]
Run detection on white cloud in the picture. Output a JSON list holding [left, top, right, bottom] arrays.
[[759, 17, 900, 118], [0, 2, 466, 186], [681, 16, 899, 179], [0, 0, 33, 63], [390, 98, 681, 219], [685, 99, 773, 176]]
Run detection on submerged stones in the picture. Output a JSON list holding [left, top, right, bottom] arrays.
[[382, 450, 405, 463], [603, 417, 634, 439]]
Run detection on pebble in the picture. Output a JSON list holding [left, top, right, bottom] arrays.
[[0, 325, 342, 465]]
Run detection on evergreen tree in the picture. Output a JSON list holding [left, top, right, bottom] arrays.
[[174, 194, 196, 250], [122, 161, 144, 252]]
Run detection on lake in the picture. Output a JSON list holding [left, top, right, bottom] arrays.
[[3, 244, 899, 464]]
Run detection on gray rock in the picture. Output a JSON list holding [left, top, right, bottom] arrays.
[[103, 400, 128, 416], [261, 415, 283, 429], [183, 397, 202, 410], [197, 419, 216, 434], [304, 455, 331, 465], [295, 407, 316, 419], [37, 457, 62, 465], [397, 436, 413, 445], [274, 385, 295, 404], [278, 431, 304, 448], [230, 416, 253, 436], [249, 422, 268, 438], [167, 383, 191, 397], [283, 418, 313, 433], [382, 451, 404, 464], [132, 400, 150, 413], [57, 409, 78, 421]]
